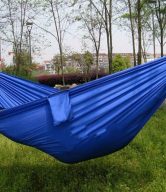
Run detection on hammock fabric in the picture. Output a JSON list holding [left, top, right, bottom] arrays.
[[0, 57, 166, 163]]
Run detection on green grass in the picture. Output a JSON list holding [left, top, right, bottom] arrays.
[[0, 107, 165, 192]]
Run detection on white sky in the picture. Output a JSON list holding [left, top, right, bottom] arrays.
[[37, 24, 165, 61], [1, 23, 165, 65]]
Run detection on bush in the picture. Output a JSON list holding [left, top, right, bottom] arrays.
[[112, 54, 131, 73], [37, 72, 107, 87]]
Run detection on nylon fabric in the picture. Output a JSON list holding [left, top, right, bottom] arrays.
[[0, 57, 166, 163]]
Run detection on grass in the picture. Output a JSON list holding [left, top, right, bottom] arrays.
[[0, 106, 165, 192]]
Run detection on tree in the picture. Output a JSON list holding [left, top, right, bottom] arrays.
[[89, 0, 113, 73], [152, 0, 166, 57], [142, 0, 166, 57], [52, 54, 66, 75], [83, 51, 94, 81], [3, 50, 37, 77], [41, 0, 73, 85], [120, 0, 152, 64], [0, 0, 37, 74], [52, 55, 61, 75], [71, 52, 84, 72], [146, 0, 157, 58], [139, 3, 154, 62], [72, 0, 114, 73], [137, 0, 142, 64], [112, 54, 131, 73], [76, 2, 104, 78], [127, 0, 137, 66], [121, 9, 137, 66]]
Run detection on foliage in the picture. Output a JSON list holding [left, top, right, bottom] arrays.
[[52, 54, 66, 75], [64, 66, 80, 74], [70, 52, 84, 72], [42, 0, 74, 85], [112, 54, 131, 73], [37, 72, 107, 87], [120, 0, 166, 61], [1, 65, 13, 74], [2, 51, 37, 78], [38, 53, 132, 86], [83, 51, 94, 80], [0, 0, 39, 72], [0, 106, 165, 191], [71, 52, 83, 66], [75, 1, 103, 78], [71, 52, 82, 63], [83, 51, 94, 69]]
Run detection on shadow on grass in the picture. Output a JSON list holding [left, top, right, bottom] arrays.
[[0, 157, 153, 192], [1, 106, 165, 191]]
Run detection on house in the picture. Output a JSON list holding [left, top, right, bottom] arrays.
[[41, 53, 165, 74], [43, 60, 55, 74]]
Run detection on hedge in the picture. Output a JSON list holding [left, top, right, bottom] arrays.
[[37, 72, 107, 87]]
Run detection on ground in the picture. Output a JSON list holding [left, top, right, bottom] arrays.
[[0, 106, 165, 192]]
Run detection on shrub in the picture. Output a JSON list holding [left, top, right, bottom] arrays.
[[37, 72, 107, 87], [112, 54, 131, 73]]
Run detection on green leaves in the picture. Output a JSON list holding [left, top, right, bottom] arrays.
[[112, 54, 131, 73], [83, 51, 94, 67]]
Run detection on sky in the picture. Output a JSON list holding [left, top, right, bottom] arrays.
[[38, 25, 134, 60], [1, 22, 165, 65], [34, 21, 165, 63]]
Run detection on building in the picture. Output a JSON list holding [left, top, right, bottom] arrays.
[[43, 60, 55, 74], [65, 56, 82, 71], [93, 53, 134, 68], [95, 52, 165, 67], [93, 53, 108, 69], [42, 53, 164, 74]]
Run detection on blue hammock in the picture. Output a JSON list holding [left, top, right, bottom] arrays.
[[0, 57, 166, 163]]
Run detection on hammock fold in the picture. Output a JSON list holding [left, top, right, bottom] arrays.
[[0, 57, 166, 163]]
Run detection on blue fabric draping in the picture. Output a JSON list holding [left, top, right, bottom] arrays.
[[0, 57, 166, 163]]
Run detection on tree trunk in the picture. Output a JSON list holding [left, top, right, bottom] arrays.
[[59, 46, 65, 85], [15, 47, 20, 75], [96, 51, 99, 79], [89, 0, 112, 73], [128, 0, 137, 66], [108, 0, 113, 73], [137, 0, 142, 65], [160, 27, 164, 57], [104, 0, 112, 74], [106, 28, 112, 74], [152, 11, 156, 58], [109, 28, 113, 74]]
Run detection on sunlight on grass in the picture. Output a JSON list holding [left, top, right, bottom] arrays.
[[0, 106, 165, 192]]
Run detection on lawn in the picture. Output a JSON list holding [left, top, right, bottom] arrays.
[[0, 106, 165, 192]]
